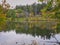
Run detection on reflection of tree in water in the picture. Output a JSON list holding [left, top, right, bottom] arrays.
[[0, 21, 60, 39], [0, 22, 16, 32], [15, 22, 55, 39]]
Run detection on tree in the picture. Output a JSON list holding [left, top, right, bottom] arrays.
[[32, 3, 37, 15], [0, 5, 7, 30], [6, 9, 16, 21], [38, 0, 60, 18]]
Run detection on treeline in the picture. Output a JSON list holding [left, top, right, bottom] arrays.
[[14, 3, 46, 17]]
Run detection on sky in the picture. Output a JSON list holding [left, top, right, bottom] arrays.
[[0, 0, 39, 8]]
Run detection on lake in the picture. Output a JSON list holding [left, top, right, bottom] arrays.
[[0, 21, 60, 45], [0, 30, 60, 45]]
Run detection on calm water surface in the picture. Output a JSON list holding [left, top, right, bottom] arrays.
[[0, 21, 60, 45], [0, 30, 60, 45]]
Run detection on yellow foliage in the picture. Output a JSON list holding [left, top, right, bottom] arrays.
[[0, 14, 6, 18], [0, 14, 7, 30]]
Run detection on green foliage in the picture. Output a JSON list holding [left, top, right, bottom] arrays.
[[0, 5, 3, 14], [16, 9, 23, 13], [55, 11, 60, 19], [6, 9, 16, 18], [57, 23, 60, 33], [38, 0, 43, 2]]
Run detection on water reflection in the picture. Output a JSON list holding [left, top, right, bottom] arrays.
[[0, 21, 60, 45], [0, 31, 60, 45], [1, 22, 57, 39]]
